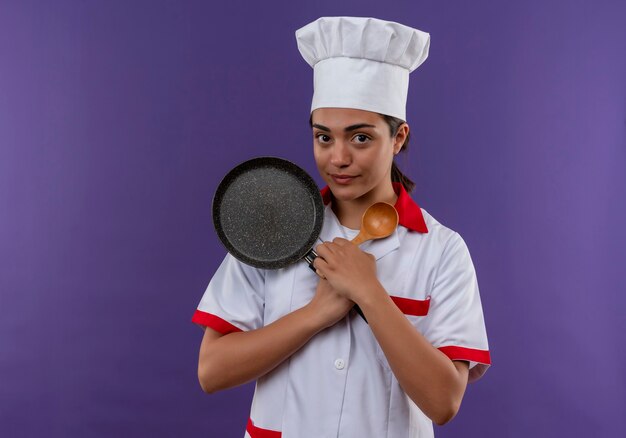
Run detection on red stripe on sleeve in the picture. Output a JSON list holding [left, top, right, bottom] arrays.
[[390, 295, 431, 316], [246, 418, 282, 438], [191, 310, 242, 335], [438, 346, 491, 365]]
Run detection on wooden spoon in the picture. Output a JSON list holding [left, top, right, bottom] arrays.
[[351, 202, 399, 246], [349, 202, 398, 323]]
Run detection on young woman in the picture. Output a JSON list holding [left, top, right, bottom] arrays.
[[193, 17, 490, 438]]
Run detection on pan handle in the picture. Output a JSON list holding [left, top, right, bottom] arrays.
[[303, 249, 368, 323], [303, 249, 318, 272]]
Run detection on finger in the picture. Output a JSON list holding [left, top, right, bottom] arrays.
[[362, 250, 375, 260], [332, 237, 350, 246], [314, 264, 327, 279], [315, 244, 329, 259], [313, 254, 328, 270], [314, 253, 336, 281], [315, 242, 337, 259]]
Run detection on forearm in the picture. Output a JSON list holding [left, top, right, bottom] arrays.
[[357, 284, 467, 425], [198, 305, 323, 393]]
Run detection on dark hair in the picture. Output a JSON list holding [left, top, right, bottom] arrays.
[[380, 114, 415, 193], [308, 113, 415, 193]]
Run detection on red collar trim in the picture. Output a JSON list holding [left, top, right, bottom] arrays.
[[320, 182, 428, 233]]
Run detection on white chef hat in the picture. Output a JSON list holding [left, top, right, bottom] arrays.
[[295, 16, 430, 121]]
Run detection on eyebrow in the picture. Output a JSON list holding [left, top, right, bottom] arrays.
[[312, 123, 377, 132]]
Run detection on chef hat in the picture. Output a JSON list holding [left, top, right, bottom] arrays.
[[295, 16, 430, 121]]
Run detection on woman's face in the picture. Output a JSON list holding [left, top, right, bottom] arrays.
[[311, 107, 406, 203]]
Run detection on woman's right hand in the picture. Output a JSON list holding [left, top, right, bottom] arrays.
[[306, 277, 354, 329]]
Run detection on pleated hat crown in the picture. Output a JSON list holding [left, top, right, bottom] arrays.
[[295, 16, 430, 121]]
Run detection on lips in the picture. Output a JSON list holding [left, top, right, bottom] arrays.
[[330, 174, 358, 185]]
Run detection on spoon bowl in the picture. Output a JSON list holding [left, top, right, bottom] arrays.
[[352, 202, 399, 246]]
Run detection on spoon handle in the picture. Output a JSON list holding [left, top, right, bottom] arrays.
[[353, 305, 367, 323], [351, 232, 369, 246], [349, 235, 370, 322]]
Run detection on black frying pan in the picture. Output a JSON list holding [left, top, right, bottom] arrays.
[[212, 156, 323, 270], [212, 156, 368, 322]]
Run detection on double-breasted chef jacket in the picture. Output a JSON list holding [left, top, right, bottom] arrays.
[[192, 182, 491, 438]]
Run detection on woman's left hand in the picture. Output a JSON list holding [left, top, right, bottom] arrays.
[[313, 237, 380, 303]]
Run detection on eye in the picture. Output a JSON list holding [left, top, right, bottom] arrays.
[[352, 134, 371, 144], [315, 133, 332, 144]]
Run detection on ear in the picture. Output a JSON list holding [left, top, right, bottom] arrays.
[[393, 123, 409, 155]]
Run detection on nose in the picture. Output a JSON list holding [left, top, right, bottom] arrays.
[[330, 141, 352, 168]]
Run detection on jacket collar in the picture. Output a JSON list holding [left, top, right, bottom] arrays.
[[319, 182, 428, 233], [318, 205, 400, 261]]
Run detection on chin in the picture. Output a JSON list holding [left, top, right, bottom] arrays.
[[328, 184, 364, 201]]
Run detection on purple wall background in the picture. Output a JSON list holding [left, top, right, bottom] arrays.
[[1, 0, 625, 437]]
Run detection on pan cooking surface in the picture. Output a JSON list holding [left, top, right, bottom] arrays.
[[213, 158, 324, 269]]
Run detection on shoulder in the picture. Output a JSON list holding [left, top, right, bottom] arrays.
[[393, 208, 473, 283], [410, 208, 465, 253], [214, 252, 268, 281]]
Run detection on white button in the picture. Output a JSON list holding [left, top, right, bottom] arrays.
[[334, 358, 345, 370]]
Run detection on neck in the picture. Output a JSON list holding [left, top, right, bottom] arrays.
[[332, 182, 398, 229]]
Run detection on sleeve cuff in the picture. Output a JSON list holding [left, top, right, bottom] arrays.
[[191, 310, 243, 335], [437, 345, 491, 383]]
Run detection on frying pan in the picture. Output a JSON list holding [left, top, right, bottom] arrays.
[[212, 156, 323, 270]]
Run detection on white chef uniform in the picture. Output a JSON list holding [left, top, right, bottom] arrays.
[[192, 182, 491, 438], [194, 15, 490, 438]]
